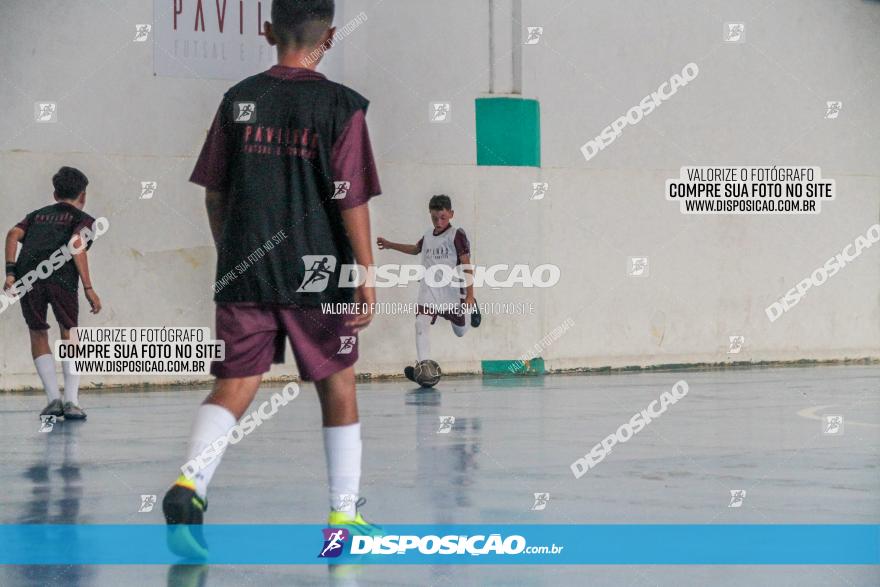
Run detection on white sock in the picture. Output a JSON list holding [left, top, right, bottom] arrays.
[[34, 354, 60, 402], [415, 314, 432, 361], [183, 403, 237, 499], [452, 308, 471, 337], [61, 360, 80, 404], [323, 423, 362, 516]]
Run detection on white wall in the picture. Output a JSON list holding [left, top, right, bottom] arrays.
[[1, 0, 878, 390]]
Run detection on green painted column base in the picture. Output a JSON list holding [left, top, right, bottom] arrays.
[[475, 97, 541, 167], [481, 358, 546, 376]]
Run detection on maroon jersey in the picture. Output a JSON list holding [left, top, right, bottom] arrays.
[[15, 202, 95, 292], [190, 66, 381, 305]]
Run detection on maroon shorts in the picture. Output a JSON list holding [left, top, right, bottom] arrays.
[[20, 282, 79, 331], [212, 303, 359, 381]]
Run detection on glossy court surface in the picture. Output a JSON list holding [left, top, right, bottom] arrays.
[[1, 365, 878, 586]]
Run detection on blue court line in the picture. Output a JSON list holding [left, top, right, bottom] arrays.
[[0, 525, 877, 565]]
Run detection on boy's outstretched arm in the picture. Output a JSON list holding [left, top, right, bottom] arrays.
[[376, 237, 420, 255], [4, 226, 24, 290], [69, 233, 101, 314], [342, 203, 376, 333], [205, 189, 228, 247]]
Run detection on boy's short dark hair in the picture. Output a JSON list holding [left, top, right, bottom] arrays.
[[429, 194, 452, 211], [271, 0, 335, 49], [52, 167, 89, 200]]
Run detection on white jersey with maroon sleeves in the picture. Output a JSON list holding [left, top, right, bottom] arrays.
[[416, 225, 470, 308]]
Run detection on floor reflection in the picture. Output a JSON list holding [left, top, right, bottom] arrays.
[[5, 420, 93, 587]]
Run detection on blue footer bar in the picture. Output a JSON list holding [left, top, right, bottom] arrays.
[[1, 525, 878, 565]]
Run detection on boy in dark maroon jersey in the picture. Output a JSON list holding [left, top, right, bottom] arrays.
[[163, 0, 381, 547], [3, 166, 102, 420]]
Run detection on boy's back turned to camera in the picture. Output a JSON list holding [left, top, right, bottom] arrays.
[[4, 166, 103, 421]]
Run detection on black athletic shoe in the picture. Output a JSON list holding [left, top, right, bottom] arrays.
[[40, 399, 64, 418], [404, 365, 416, 382], [163, 476, 209, 560], [470, 300, 481, 328], [163, 477, 207, 524], [62, 402, 87, 420]]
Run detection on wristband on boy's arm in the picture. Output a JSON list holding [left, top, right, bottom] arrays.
[[5, 262, 15, 276]]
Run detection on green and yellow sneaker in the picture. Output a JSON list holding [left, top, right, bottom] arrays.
[[163, 475, 209, 560], [327, 498, 383, 537]]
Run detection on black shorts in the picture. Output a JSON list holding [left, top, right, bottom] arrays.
[[20, 282, 79, 331]]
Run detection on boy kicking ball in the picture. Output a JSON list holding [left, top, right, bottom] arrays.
[[163, 0, 381, 554], [3, 166, 102, 421], [377, 194, 480, 385]]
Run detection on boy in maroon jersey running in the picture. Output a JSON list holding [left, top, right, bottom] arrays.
[[4, 166, 102, 420], [163, 0, 382, 555]]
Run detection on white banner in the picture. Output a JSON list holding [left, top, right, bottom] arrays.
[[152, 0, 343, 80]]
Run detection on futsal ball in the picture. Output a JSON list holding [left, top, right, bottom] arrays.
[[414, 360, 442, 388]]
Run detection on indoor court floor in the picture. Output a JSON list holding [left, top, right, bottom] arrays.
[[1, 365, 878, 586]]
